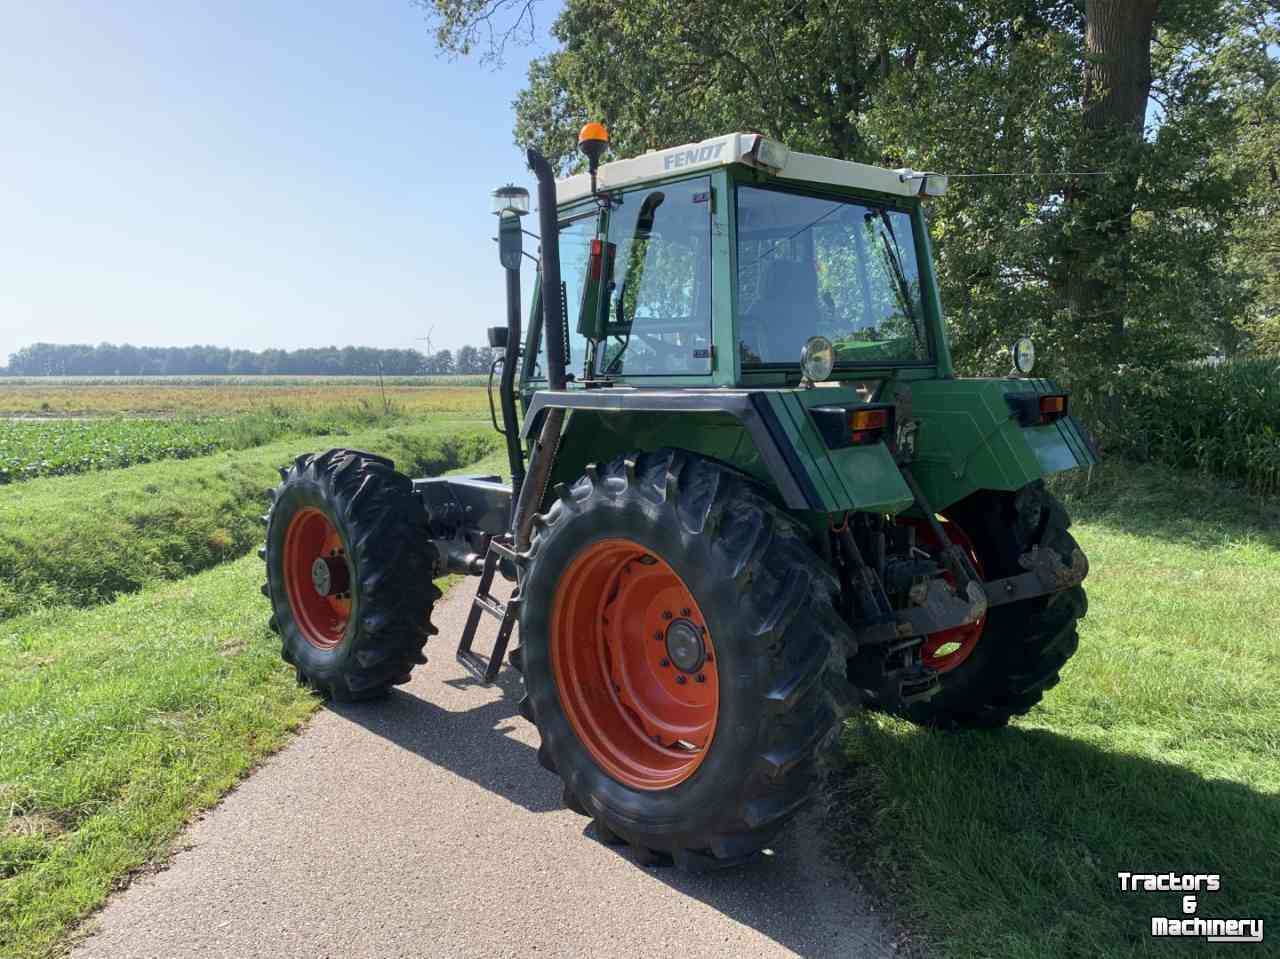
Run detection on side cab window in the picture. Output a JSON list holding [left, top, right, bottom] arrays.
[[523, 211, 600, 385], [596, 177, 714, 377]]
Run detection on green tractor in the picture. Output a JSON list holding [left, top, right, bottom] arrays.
[[260, 125, 1094, 869]]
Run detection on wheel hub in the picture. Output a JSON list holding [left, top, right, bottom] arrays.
[[283, 508, 353, 650], [664, 619, 705, 674], [311, 555, 350, 597], [898, 516, 986, 674], [551, 538, 718, 791]]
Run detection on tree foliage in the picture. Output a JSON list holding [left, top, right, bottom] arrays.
[[428, 0, 1279, 379]]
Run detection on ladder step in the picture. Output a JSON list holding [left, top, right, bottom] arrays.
[[474, 595, 506, 620], [456, 649, 493, 684], [456, 536, 523, 686]]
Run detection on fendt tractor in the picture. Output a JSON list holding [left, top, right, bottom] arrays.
[[260, 125, 1095, 870]]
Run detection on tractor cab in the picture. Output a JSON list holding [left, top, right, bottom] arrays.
[[519, 132, 953, 394]]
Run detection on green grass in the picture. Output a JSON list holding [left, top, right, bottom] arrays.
[[0, 445, 509, 959], [832, 461, 1280, 958], [3, 447, 1274, 959], [0, 558, 316, 959], [0, 423, 498, 620]]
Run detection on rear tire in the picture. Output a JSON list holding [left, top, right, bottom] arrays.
[[514, 450, 856, 869], [261, 448, 439, 701], [895, 481, 1087, 729]]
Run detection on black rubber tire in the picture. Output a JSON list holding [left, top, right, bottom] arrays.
[[261, 448, 439, 701], [513, 449, 856, 870], [895, 481, 1087, 729]]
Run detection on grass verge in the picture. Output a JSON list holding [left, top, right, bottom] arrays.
[[0, 446, 510, 959], [831, 460, 1280, 958], [0, 557, 316, 959], [0, 423, 497, 620]]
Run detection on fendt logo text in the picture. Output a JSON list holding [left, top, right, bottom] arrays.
[[663, 143, 726, 170], [1118, 872, 1264, 943]]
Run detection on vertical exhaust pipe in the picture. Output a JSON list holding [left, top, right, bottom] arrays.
[[527, 148, 567, 390], [512, 148, 567, 548]]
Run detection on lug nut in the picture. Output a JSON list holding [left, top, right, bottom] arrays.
[[676, 675, 687, 685], [660, 658, 670, 668], [696, 674, 706, 683], [654, 631, 663, 641], [661, 610, 672, 620], [681, 607, 690, 616]]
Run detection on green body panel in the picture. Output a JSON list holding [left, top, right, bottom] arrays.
[[547, 408, 764, 493], [761, 390, 913, 514], [903, 377, 1098, 513], [542, 386, 912, 518]]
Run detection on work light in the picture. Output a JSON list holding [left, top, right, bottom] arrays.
[[800, 336, 835, 384], [1012, 337, 1036, 375], [490, 184, 530, 217]]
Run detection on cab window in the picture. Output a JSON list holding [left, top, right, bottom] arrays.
[[596, 177, 713, 376], [736, 185, 931, 367], [525, 212, 598, 383]]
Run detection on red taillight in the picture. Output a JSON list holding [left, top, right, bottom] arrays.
[[588, 238, 603, 279], [1039, 394, 1068, 424], [849, 408, 890, 445], [1006, 391, 1071, 427], [811, 404, 895, 449]]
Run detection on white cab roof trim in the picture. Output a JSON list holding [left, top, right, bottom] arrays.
[[555, 132, 919, 205]]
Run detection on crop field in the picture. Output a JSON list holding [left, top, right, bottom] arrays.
[[0, 378, 494, 486], [0, 418, 225, 483], [1, 379, 1276, 959], [0, 379, 490, 418]]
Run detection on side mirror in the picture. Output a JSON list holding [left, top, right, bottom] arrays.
[[487, 326, 509, 349], [498, 212, 523, 271]]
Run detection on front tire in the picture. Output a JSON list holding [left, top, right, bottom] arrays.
[[261, 448, 439, 701], [515, 450, 855, 869]]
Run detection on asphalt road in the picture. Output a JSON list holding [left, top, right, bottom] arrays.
[[73, 582, 901, 959]]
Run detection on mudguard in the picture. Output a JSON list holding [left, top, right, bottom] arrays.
[[903, 377, 1098, 513], [523, 388, 913, 516]]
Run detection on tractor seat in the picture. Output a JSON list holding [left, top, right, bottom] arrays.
[[742, 258, 820, 363]]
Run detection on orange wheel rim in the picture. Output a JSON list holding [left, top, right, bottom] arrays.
[[551, 538, 718, 790], [900, 516, 986, 674], [283, 508, 352, 650]]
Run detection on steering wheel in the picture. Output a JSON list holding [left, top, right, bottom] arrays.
[[611, 328, 685, 373]]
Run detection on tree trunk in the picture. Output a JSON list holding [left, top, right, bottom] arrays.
[[1062, 0, 1160, 351]]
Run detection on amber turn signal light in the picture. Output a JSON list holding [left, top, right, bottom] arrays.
[[811, 405, 895, 449], [1005, 391, 1070, 427]]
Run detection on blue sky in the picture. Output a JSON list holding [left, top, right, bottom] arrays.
[[0, 1, 556, 362]]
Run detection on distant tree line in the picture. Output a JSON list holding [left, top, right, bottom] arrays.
[[1, 343, 503, 376]]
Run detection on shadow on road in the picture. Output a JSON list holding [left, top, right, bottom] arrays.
[[327, 671, 561, 815], [327, 666, 903, 959]]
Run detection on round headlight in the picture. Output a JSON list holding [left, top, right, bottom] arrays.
[[1012, 337, 1036, 375], [801, 336, 835, 383]]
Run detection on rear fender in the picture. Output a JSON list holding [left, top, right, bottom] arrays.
[[522, 388, 914, 519], [904, 377, 1098, 513]]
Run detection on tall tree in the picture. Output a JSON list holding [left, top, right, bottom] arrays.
[[1060, 0, 1160, 347]]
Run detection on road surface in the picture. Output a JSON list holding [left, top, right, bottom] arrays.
[[73, 582, 901, 959]]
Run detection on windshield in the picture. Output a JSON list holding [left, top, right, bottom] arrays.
[[736, 185, 931, 367]]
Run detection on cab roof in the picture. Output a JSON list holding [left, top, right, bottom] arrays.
[[555, 132, 933, 206]]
